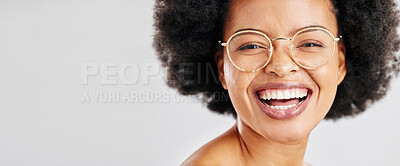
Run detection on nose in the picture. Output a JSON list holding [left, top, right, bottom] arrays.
[[264, 41, 299, 77]]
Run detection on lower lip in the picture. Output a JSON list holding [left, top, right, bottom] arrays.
[[255, 91, 311, 120]]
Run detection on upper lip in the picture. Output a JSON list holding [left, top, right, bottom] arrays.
[[253, 82, 313, 94]]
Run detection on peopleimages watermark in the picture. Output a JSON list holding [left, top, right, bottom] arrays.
[[81, 91, 230, 104], [81, 63, 161, 85], [80, 62, 227, 104], [81, 62, 223, 86]]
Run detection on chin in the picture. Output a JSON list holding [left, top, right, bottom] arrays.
[[263, 120, 314, 143]]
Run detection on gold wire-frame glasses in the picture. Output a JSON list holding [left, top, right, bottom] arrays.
[[219, 27, 342, 72]]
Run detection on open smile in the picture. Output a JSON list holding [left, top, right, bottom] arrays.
[[254, 83, 313, 120]]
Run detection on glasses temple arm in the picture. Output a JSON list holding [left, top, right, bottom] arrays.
[[218, 41, 228, 47], [334, 35, 343, 42]]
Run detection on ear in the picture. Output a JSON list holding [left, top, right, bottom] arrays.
[[337, 42, 347, 85], [215, 49, 227, 89]]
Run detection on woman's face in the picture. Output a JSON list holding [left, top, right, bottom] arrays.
[[217, 0, 346, 142]]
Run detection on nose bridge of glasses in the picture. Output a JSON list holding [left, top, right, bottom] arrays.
[[269, 37, 292, 52], [265, 38, 298, 76], [270, 37, 291, 41], [268, 37, 296, 67]]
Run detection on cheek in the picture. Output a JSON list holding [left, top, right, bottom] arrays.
[[312, 56, 340, 115], [223, 56, 256, 115], [223, 56, 255, 89]]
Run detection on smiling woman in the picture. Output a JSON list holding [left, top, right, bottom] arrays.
[[153, 0, 400, 165]]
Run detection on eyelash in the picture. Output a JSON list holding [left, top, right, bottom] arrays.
[[299, 41, 323, 48], [238, 43, 266, 50]]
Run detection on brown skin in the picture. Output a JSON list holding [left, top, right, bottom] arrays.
[[182, 0, 346, 165]]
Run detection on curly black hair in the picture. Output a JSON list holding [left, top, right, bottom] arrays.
[[153, 0, 400, 119]]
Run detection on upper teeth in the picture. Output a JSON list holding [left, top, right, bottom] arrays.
[[259, 88, 308, 100]]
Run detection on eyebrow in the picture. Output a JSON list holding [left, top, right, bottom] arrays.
[[233, 25, 330, 37]]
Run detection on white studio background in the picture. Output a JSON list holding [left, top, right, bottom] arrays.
[[0, 0, 399, 166]]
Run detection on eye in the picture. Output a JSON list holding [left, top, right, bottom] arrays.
[[238, 43, 267, 50], [299, 42, 323, 48]]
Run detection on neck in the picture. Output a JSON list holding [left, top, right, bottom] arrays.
[[234, 119, 309, 166]]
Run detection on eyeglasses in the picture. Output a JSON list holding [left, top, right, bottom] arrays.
[[219, 27, 342, 72]]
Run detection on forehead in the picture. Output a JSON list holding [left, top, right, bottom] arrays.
[[225, 0, 338, 38]]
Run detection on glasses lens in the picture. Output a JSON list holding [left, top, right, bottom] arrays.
[[291, 29, 335, 69], [228, 32, 271, 71]]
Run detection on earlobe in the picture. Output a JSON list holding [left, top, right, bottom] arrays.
[[215, 50, 227, 89], [337, 43, 347, 85]]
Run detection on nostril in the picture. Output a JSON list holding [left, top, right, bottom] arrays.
[[265, 62, 299, 77]]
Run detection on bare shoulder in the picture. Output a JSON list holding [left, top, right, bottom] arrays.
[[181, 126, 244, 166]]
